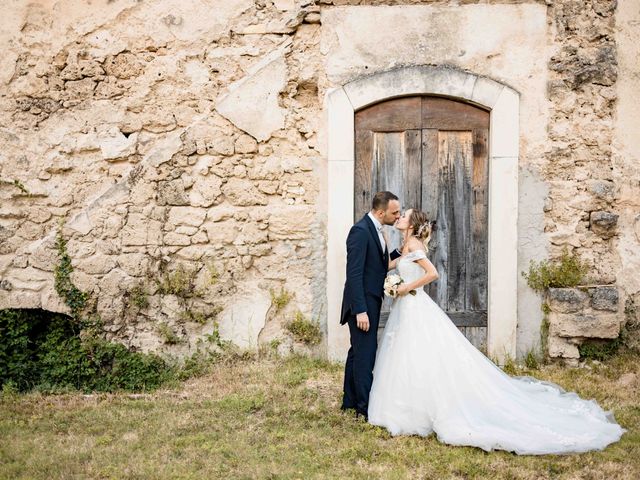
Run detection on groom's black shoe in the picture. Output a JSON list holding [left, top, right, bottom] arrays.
[[355, 410, 368, 422]]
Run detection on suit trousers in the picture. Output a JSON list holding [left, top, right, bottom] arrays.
[[342, 294, 382, 416]]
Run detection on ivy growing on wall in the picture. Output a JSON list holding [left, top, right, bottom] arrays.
[[54, 225, 88, 321]]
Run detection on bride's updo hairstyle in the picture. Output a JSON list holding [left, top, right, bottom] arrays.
[[409, 209, 433, 251]]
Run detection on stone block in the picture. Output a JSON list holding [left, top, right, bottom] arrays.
[[222, 178, 268, 206], [549, 312, 620, 339], [548, 335, 580, 359], [215, 45, 289, 142], [164, 232, 191, 246], [590, 286, 618, 312], [249, 244, 272, 257], [268, 206, 314, 240], [121, 215, 163, 246], [99, 127, 138, 161], [157, 179, 188, 206], [175, 226, 198, 235], [203, 221, 238, 246], [168, 207, 207, 228], [590, 211, 618, 238], [207, 206, 235, 222], [234, 134, 258, 154], [29, 247, 57, 272], [15, 221, 46, 241], [233, 223, 269, 246], [117, 253, 151, 277], [587, 180, 615, 203], [548, 228, 581, 248], [546, 288, 589, 313], [103, 215, 125, 238], [273, 0, 295, 10], [189, 175, 223, 208], [75, 254, 118, 275], [70, 270, 98, 293], [175, 246, 205, 261], [66, 210, 94, 235], [191, 231, 208, 244], [27, 208, 52, 224], [65, 78, 97, 97], [143, 131, 183, 168], [99, 268, 131, 297], [104, 52, 144, 79], [249, 157, 284, 180], [218, 282, 270, 349], [12, 255, 28, 268], [207, 136, 234, 156], [40, 289, 70, 314]]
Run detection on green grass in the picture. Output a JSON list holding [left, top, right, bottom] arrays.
[[1, 351, 638, 479]]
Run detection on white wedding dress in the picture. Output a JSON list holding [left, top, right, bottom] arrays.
[[368, 250, 625, 455]]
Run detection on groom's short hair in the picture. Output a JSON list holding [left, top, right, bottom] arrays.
[[372, 191, 399, 211]]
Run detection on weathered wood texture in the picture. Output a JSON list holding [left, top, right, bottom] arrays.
[[355, 96, 489, 348]]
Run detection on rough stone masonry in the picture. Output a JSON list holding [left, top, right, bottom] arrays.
[[0, 0, 638, 361]]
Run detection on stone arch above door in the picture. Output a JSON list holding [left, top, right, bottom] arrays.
[[325, 66, 520, 364]]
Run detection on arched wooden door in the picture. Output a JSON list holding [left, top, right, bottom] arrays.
[[354, 96, 489, 351]]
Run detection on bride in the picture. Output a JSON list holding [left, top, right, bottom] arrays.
[[367, 208, 626, 455]]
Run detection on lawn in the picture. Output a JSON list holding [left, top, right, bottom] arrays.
[[1, 350, 638, 479]]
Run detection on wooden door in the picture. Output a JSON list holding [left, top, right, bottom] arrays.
[[355, 96, 489, 351]]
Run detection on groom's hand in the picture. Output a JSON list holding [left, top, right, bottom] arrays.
[[356, 312, 370, 332]]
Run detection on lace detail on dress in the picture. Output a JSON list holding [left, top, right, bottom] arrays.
[[401, 249, 427, 262]]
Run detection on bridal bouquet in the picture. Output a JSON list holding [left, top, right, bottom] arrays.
[[384, 274, 416, 297]]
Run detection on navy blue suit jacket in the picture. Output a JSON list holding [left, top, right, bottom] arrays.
[[340, 215, 400, 325]]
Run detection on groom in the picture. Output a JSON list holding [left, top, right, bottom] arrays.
[[340, 191, 402, 420]]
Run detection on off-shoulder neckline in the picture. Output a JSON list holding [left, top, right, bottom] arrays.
[[400, 249, 427, 259]]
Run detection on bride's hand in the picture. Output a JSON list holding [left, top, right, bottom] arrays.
[[396, 285, 410, 296]]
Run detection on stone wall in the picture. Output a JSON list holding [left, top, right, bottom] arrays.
[[541, 0, 640, 358], [0, 0, 638, 360], [0, 0, 326, 355], [547, 286, 620, 364], [613, 0, 640, 352]]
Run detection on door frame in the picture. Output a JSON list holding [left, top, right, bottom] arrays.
[[325, 66, 520, 364]]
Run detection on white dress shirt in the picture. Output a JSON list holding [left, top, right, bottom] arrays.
[[368, 211, 386, 252]]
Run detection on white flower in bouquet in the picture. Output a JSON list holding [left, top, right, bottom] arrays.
[[384, 273, 416, 297]]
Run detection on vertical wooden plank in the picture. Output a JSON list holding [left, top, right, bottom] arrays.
[[443, 132, 472, 313], [373, 132, 404, 200], [375, 132, 406, 254], [354, 129, 373, 221], [443, 132, 460, 312], [460, 132, 473, 313], [403, 130, 422, 212], [430, 131, 449, 307], [420, 129, 439, 222], [421, 129, 440, 300], [469, 129, 489, 312], [374, 131, 405, 322], [465, 327, 488, 353]]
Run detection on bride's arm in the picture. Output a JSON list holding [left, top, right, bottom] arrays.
[[396, 254, 439, 295]]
